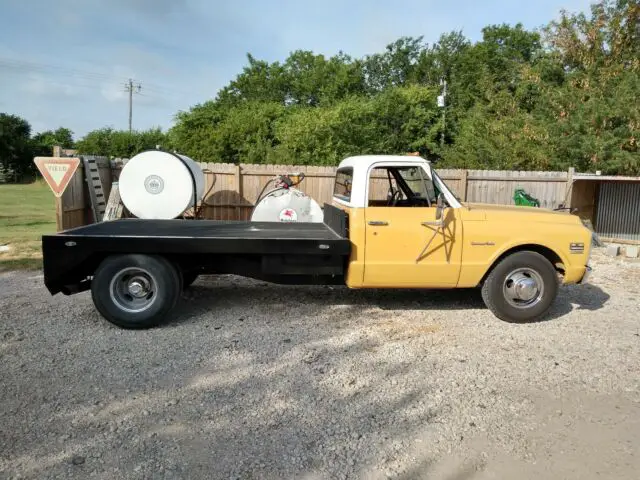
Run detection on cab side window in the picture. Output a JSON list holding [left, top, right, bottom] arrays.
[[397, 167, 439, 205], [368, 167, 403, 206]]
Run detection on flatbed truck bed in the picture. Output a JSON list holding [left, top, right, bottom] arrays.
[[43, 204, 350, 301]]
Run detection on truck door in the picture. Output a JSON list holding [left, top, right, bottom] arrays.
[[363, 165, 463, 287]]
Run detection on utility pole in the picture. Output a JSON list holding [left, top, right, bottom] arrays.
[[124, 78, 142, 133], [437, 78, 447, 148]]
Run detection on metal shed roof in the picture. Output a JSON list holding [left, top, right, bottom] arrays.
[[573, 174, 640, 182]]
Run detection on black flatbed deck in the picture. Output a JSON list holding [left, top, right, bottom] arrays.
[[62, 218, 346, 242], [42, 204, 351, 295]]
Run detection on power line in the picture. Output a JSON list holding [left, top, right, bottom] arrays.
[[124, 79, 142, 133], [0, 57, 195, 96], [0, 58, 131, 83]]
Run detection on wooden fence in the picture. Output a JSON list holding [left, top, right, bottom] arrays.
[[55, 160, 573, 231]]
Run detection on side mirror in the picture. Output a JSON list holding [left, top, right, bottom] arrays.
[[435, 193, 445, 220]]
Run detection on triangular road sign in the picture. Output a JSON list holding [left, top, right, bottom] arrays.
[[33, 157, 81, 197]]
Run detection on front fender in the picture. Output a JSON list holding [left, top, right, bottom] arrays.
[[457, 236, 583, 288], [489, 239, 571, 272]]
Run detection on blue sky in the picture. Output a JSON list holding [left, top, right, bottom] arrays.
[[0, 0, 592, 138]]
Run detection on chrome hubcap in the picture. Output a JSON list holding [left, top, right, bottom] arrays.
[[110, 268, 157, 313], [127, 276, 150, 297], [503, 268, 544, 309]]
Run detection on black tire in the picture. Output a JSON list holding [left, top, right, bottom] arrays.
[[181, 271, 199, 289], [91, 254, 181, 329], [481, 251, 558, 323]]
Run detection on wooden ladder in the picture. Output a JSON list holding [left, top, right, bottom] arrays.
[[81, 156, 107, 222]]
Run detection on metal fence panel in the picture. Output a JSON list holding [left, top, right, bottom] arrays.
[[596, 182, 640, 241]]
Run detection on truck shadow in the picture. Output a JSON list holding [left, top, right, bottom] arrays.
[[545, 283, 610, 321], [172, 276, 610, 325]]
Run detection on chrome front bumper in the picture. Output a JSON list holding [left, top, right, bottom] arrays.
[[578, 234, 595, 285], [578, 265, 592, 284]]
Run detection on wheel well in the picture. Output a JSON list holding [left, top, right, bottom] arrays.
[[480, 244, 565, 285]]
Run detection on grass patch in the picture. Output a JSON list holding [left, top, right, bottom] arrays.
[[0, 181, 57, 271]]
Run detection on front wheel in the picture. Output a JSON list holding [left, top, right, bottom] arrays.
[[91, 254, 181, 329], [481, 251, 559, 323]]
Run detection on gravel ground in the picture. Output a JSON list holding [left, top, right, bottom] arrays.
[[1, 248, 639, 480]]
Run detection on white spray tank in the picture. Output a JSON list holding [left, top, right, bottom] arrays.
[[250, 173, 324, 223], [118, 150, 205, 219]]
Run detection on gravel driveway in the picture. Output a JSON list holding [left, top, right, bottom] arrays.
[[1, 249, 639, 479]]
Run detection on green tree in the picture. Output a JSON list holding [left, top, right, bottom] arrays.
[[167, 0, 638, 175], [218, 54, 288, 106], [210, 102, 286, 164], [538, 0, 640, 174], [283, 50, 365, 106], [0, 113, 34, 181], [544, 0, 640, 72], [442, 93, 552, 170], [363, 37, 428, 92], [273, 85, 440, 165], [75, 127, 168, 158], [32, 127, 75, 156]]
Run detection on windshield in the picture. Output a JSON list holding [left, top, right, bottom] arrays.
[[431, 168, 461, 202]]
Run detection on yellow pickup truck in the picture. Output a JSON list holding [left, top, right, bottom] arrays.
[[331, 155, 592, 322], [41, 154, 592, 329]]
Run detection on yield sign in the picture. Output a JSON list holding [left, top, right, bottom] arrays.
[[33, 157, 81, 197]]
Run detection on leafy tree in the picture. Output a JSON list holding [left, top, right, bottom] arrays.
[[32, 127, 75, 156], [272, 85, 440, 165], [218, 54, 288, 106], [209, 102, 286, 164], [75, 127, 168, 158], [442, 93, 552, 170], [539, 0, 640, 174], [363, 37, 427, 92], [169, 101, 227, 160], [128, 0, 640, 175], [0, 113, 34, 181], [283, 50, 365, 106], [544, 0, 640, 72]]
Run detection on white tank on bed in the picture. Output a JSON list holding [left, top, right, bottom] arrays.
[[118, 150, 205, 219], [251, 187, 324, 223]]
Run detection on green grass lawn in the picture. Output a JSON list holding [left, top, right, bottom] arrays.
[[0, 181, 58, 270]]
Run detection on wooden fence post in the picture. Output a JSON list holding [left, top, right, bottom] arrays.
[[234, 164, 242, 219], [459, 169, 468, 201], [565, 167, 575, 207]]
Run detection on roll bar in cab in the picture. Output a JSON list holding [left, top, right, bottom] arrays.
[[41, 155, 592, 329]]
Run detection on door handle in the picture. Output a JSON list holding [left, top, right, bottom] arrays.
[[368, 220, 389, 226]]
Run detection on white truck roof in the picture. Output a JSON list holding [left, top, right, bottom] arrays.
[[334, 155, 460, 209], [337, 155, 430, 170]]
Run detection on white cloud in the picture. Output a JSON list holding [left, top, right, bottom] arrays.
[[100, 82, 127, 103]]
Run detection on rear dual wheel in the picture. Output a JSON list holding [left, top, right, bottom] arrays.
[[91, 254, 182, 329]]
